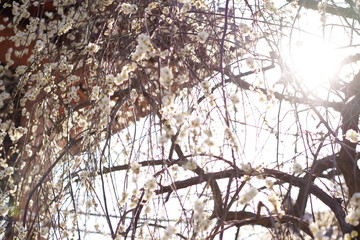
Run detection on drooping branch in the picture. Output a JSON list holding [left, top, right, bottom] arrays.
[[22, 137, 84, 225]]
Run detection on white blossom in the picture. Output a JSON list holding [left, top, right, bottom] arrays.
[[197, 31, 209, 43], [86, 43, 100, 54], [239, 187, 258, 204], [345, 129, 360, 143], [293, 162, 303, 174], [352, 193, 360, 206], [159, 66, 174, 88], [121, 3, 138, 14]]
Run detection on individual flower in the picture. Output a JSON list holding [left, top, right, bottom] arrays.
[[351, 192, 360, 206], [137, 33, 151, 45], [130, 162, 141, 174], [230, 93, 240, 104], [194, 199, 204, 212], [159, 66, 173, 88], [145, 2, 159, 13], [162, 7, 170, 15], [0, 205, 9, 215], [345, 129, 360, 143], [204, 137, 215, 147], [183, 160, 197, 171], [240, 162, 252, 173], [181, 2, 192, 13], [39, 227, 49, 237], [162, 94, 175, 106], [78, 118, 87, 128], [268, 192, 281, 211], [309, 222, 320, 236], [160, 49, 170, 59], [9, 126, 27, 142], [86, 43, 100, 54], [239, 23, 251, 36], [246, 56, 255, 69], [200, 80, 211, 94], [345, 209, 360, 226], [171, 164, 179, 172], [4, 166, 14, 176], [197, 31, 209, 43], [144, 190, 154, 200], [344, 233, 351, 240], [121, 3, 138, 14], [312, 227, 327, 240], [174, 112, 187, 125], [162, 225, 176, 239], [265, 179, 274, 188], [130, 89, 138, 102], [239, 187, 258, 204], [190, 117, 201, 128], [317, 2, 326, 11], [78, 171, 90, 180], [175, 74, 188, 84], [144, 205, 152, 214], [34, 40, 45, 52], [145, 177, 157, 190], [293, 162, 303, 174]]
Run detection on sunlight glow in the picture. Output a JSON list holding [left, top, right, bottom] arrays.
[[289, 39, 340, 92]]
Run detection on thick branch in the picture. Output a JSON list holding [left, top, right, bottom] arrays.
[[155, 167, 352, 234], [336, 72, 360, 198], [292, 154, 337, 217], [225, 211, 314, 238], [289, 0, 359, 20], [264, 168, 351, 233]]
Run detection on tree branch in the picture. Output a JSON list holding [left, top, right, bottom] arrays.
[[289, 0, 360, 20]]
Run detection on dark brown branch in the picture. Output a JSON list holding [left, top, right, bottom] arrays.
[[225, 211, 314, 238], [289, 0, 359, 20], [155, 169, 242, 195], [264, 168, 352, 234], [293, 154, 337, 217], [155, 167, 352, 234], [337, 72, 360, 197], [141, 86, 225, 219], [101, 160, 166, 174]]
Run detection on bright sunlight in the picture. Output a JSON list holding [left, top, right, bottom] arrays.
[[288, 38, 341, 92]]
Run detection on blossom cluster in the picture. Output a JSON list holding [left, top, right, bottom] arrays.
[[309, 222, 328, 240], [0, 0, 273, 238], [132, 33, 154, 62], [239, 186, 258, 205], [345, 192, 360, 226], [192, 199, 214, 234], [160, 66, 174, 88]]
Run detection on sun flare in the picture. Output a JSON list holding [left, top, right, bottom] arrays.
[[289, 39, 340, 92]]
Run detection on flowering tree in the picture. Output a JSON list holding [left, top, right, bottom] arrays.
[[1, 0, 360, 239]]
